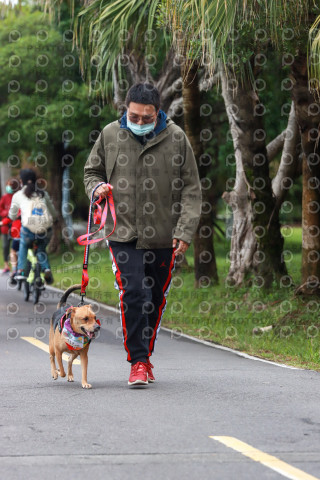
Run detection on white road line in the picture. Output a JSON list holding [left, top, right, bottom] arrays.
[[21, 337, 81, 364], [161, 327, 301, 370], [210, 436, 319, 480]]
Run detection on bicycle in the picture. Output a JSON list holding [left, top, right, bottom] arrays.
[[22, 240, 45, 304]]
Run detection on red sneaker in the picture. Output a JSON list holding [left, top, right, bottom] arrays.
[[128, 361, 148, 386], [146, 358, 155, 383]]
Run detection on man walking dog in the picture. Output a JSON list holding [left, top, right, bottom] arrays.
[[84, 83, 201, 386]]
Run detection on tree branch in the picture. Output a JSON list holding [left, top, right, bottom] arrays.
[[156, 48, 181, 93], [266, 130, 286, 162], [167, 97, 183, 118], [161, 78, 183, 101], [272, 102, 300, 206]]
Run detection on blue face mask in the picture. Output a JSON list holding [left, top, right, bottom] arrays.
[[6, 185, 13, 194], [127, 118, 156, 136]]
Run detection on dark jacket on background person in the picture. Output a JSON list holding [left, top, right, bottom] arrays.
[[83, 114, 202, 249]]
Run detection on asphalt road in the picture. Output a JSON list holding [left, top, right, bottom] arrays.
[[1, 272, 320, 480]]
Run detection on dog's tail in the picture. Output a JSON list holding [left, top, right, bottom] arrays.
[[57, 284, 82, 309]]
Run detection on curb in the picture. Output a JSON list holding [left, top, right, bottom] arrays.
[[160, 327, 302, 370], [47, 285, 307, 372]]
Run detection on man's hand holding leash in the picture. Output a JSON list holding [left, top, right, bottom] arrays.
[[172, 238, 189, 256], [94, 183, 113, 199]]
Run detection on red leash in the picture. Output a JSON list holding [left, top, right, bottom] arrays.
[[77, 183, 116, 303]]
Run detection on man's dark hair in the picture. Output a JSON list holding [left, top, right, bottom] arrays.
[[125, 83, 160, 110]]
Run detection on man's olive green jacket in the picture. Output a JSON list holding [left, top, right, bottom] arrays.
[[83, 118, 202, 249]]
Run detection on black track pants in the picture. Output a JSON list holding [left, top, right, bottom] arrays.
[[107, 240, 176, 364]]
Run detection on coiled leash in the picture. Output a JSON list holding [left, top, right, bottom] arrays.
[[77, 183, 116, 305]]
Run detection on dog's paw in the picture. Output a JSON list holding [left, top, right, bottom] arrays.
[[52, 372, 58, 380], [68, 375, 74, 382], [82, 383, 92, 389]]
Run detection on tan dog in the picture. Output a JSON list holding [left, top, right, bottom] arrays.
[[49, 284, 100, 389]]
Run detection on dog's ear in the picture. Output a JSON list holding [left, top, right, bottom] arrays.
[[87, 304, 94, 313], [70, 307, 76, 318]]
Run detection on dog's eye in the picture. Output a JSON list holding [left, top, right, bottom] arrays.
[[84, 316, 89, 322]]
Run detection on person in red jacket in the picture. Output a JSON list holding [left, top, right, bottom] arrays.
[[0, 215, 21, 284], [0, 179, 18, 273]]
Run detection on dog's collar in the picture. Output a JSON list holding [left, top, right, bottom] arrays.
[[59, 306, 73, 333]]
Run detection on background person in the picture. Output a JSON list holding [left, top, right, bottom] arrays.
[[9, 169, 57, 285], [0, 214, 21, 284], [84, 82, 202, 386], [0, 179, 18, 273]]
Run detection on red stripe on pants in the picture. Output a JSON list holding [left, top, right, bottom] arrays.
[[108, 245, 131, 361], [148, 250, 176, 356]]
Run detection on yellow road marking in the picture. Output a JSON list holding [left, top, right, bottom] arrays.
[[210, 436, 319, 480], [21, 337, 81, 364]]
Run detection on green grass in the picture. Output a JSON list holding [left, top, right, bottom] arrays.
[[3, 227, 320, 370], [50, 246, 119, 306]]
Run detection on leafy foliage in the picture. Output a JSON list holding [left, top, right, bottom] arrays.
[[0, 7, 116, 154], [0, 6, 117, 214]]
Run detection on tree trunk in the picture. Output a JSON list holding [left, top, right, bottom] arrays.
[[47, 143, 73, 254], [292, 53, 320, 294], [0, 163, 12, 194], [220, 64, 287, 287], [182, 61, 218, 287], [301, 154, 320, 290]]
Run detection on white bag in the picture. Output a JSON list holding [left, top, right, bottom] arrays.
[[24, 195, 53, 234]]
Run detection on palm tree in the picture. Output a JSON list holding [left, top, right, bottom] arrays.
[[292, 52, 320, 294], [164, 0, 320, 290]]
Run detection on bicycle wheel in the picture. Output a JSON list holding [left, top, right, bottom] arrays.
[[23, 280, 30, 302], [33, 286, 40, 304], [33, 263, 42, 304], [23, 261, 32, 301]]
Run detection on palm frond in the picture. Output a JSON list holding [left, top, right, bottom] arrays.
[[163, 0, 312, 78], [163, 0, 240, 75], [73, 0, 161, 99], [308, 14, 320, 92], [39, 0, 77, 23]]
